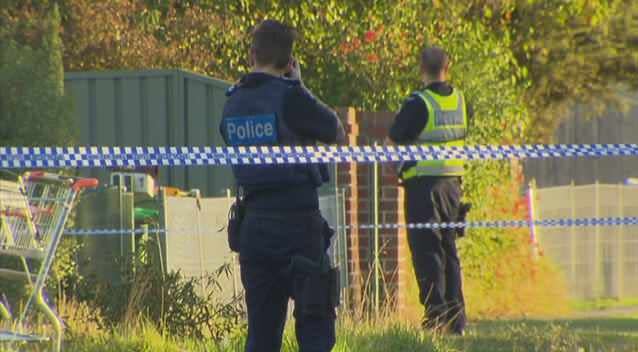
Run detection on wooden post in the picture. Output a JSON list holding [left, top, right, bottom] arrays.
[[373, 143, 380, 315], [569, 179, 578, 284], [594, 181, 601, 297], [617, 183, 625, 298], [527, 179, 539, 259]]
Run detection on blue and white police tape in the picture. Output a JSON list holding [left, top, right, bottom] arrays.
[[63, 216, 638, 236], [2, 144, 638, 168], [64, 228, 166, 236], [351, 216, 638, 230]]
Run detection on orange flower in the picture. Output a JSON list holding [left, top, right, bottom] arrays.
[[366, 53, 380, 63], [352, 38, 362, 50], [364, 30, 377, 43], [339, 41, 353, 55]]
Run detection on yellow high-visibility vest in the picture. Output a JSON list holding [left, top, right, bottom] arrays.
[[401, 87, 468, 179]]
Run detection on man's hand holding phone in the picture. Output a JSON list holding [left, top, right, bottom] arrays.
[[285, 57, 302, 82]]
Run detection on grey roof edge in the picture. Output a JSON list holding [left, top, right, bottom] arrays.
[[65, 68, 231, 89]]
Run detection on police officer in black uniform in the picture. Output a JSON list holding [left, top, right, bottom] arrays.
[[389, 46, 472, 335], [220, 20, 345, 352]]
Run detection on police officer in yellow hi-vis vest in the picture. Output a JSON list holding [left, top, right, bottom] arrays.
[[389, 46, 472, 335]]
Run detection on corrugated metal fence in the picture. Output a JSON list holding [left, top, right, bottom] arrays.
[[65, 70, 233, 197]]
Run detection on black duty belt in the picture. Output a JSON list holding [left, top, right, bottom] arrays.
[[244, 207, 321, 218]]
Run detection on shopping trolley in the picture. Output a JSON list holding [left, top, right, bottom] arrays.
[[0, 171, 98, 351]]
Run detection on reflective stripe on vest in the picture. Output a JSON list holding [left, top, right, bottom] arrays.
[[417, 127, 466, 143], [402, 88, 467, 179]]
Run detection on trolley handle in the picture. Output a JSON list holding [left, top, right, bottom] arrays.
[[25, 171, 99, 191], [72, 178, 98, 192]]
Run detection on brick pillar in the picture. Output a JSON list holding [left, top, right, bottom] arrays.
[[335, 108, 408, 311], [336, 107, 366, 306], [363, 113, 403, 308]]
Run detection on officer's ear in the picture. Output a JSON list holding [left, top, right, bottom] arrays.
[[286, 56, 294, 72], [248, 48, 257, 68], [419, 65, 428, 83], [282, 57, 294, 77], [442, 60, 451, 77]]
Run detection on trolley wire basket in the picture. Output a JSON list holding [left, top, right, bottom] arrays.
[[0, 171, 98, 351]]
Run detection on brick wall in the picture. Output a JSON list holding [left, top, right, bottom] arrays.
[[336, 108, 410, 312]]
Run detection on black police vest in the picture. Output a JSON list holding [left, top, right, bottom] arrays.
[[221, 78, 324, 188]]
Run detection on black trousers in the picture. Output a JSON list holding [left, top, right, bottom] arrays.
[[239, 210, 336, 352], [403, 176, 466, 332]]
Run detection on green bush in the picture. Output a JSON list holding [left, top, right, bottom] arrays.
[[75, 234, 245, 342], [0, 4, 75, 147]]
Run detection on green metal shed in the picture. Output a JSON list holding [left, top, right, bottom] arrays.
[[64, 69, 233, 197]]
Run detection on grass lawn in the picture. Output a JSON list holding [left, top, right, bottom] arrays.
[[570, 298, 638, 313], [332, 317, 638, 352], [463, 318, 638, 352], [5, 316, 637, 352]]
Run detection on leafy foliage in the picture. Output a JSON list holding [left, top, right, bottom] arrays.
[[4, 0, 633, 145], [9, 0, 630, 138], [0, 3, 75, 146], [465, 0, 638, 140], [3, 0, 637, 140]]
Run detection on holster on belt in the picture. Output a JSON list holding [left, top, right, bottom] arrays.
[[289, 255, 339, 318], [322, 218, 335, 254], [287, 220, 340, 318], [456, 202, 472, 238], [226, 187, 245, 252]]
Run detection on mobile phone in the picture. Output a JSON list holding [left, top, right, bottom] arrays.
[[284, 58, 297, 78]]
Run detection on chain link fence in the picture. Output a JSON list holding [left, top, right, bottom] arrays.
[[533, 183, 638, 299]]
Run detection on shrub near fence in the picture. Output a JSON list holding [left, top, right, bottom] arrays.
[[52, 232, 245, 343]]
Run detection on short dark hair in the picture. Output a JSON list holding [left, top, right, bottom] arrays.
[[251, 20, 297, 69], [420, 46, 449, 76]]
